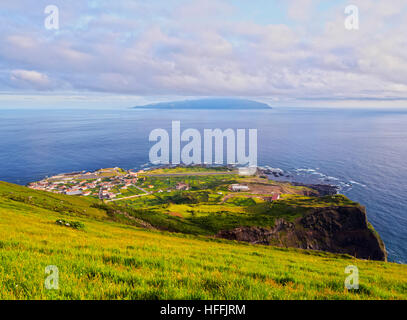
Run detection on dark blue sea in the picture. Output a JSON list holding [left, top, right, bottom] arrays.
[[0, 107, 406, 263]]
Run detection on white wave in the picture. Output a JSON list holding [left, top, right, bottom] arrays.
[[296, 168, 316, 173], [349, 180, 367, 187], [326, 176, 340, 181], [296, 168, 343, 181]]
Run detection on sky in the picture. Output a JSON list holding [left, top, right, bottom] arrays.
[[1, 0, 407, 108]]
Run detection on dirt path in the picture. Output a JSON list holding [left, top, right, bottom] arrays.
[[106, 191, 151, 202], [135, 185, 149, 193]]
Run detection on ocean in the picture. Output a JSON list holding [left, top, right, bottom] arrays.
[[0, 107, 406, 263]]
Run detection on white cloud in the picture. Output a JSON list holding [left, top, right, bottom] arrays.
[[0, 0, 406, 105], [10, 70, 51, 89]]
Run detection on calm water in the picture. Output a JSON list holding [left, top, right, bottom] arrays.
[[0, 107, 406, 263]]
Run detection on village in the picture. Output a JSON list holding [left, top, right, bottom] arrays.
[[27, 166, 216, 200], [27, 166, 285, 203], [28, 167, 142, 200]]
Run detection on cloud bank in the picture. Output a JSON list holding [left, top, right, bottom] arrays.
[[0, 0, 407, 106]]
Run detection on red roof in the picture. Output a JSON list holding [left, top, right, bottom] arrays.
[[271, 194, 280, 201]]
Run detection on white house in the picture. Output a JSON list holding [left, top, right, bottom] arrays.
[[230, 184, 250, 192], [238, 167, 257, 176]]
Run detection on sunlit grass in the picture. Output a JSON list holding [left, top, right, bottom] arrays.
[[0, 182, 406, 300]]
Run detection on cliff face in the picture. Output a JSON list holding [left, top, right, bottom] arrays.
[[217, 206, 387, 261]]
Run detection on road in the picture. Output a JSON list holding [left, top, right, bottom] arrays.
[[106, 185, 151, 202], [106, 192, 152, 202]]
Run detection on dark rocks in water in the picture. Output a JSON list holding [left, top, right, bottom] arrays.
[[260, 168, 284, 177], [258, 169, 338, 196], [217, 206, 387, 261]]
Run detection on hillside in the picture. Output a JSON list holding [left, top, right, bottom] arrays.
[[99, 169, 387, 261], [25, 167, 387, 260], [0, 181, 406, 299]]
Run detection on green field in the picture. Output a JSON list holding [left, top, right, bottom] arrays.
[[0, 181, 406, 300], [114, 172, 360, 236], [141, 166, 233, 175]]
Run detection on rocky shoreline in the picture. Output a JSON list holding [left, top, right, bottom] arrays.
[[259, 167, 339, 196], [291, 182, 339, 196]]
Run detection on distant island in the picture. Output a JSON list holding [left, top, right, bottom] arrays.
[[133, 98, 271, 110]]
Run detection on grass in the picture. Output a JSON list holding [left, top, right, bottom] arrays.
[[280, 194, 360, 207], [113, 191, 356, 236], [142, 166, 233, 175], [0, 181, 406, 300], [137, 174, 239, 192], [0, 181, 105, 219], [113, 186, 145, 199]]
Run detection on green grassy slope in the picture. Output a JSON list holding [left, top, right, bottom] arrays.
[[0, 181, 406, 300], [110, 193, 362, 236]]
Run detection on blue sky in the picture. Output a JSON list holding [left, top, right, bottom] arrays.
[[1, 0, 407, 108]]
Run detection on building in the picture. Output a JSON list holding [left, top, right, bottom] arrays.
[[65, 190, 83, 196], [229, 184, 250, 192], [238, 167, 258, 176], [176, 183, 190, 191], [264, 194, 281, 202]]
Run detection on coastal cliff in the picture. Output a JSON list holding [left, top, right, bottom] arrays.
[[18, 166, 389, 262], [217, 205, 387, 261]]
